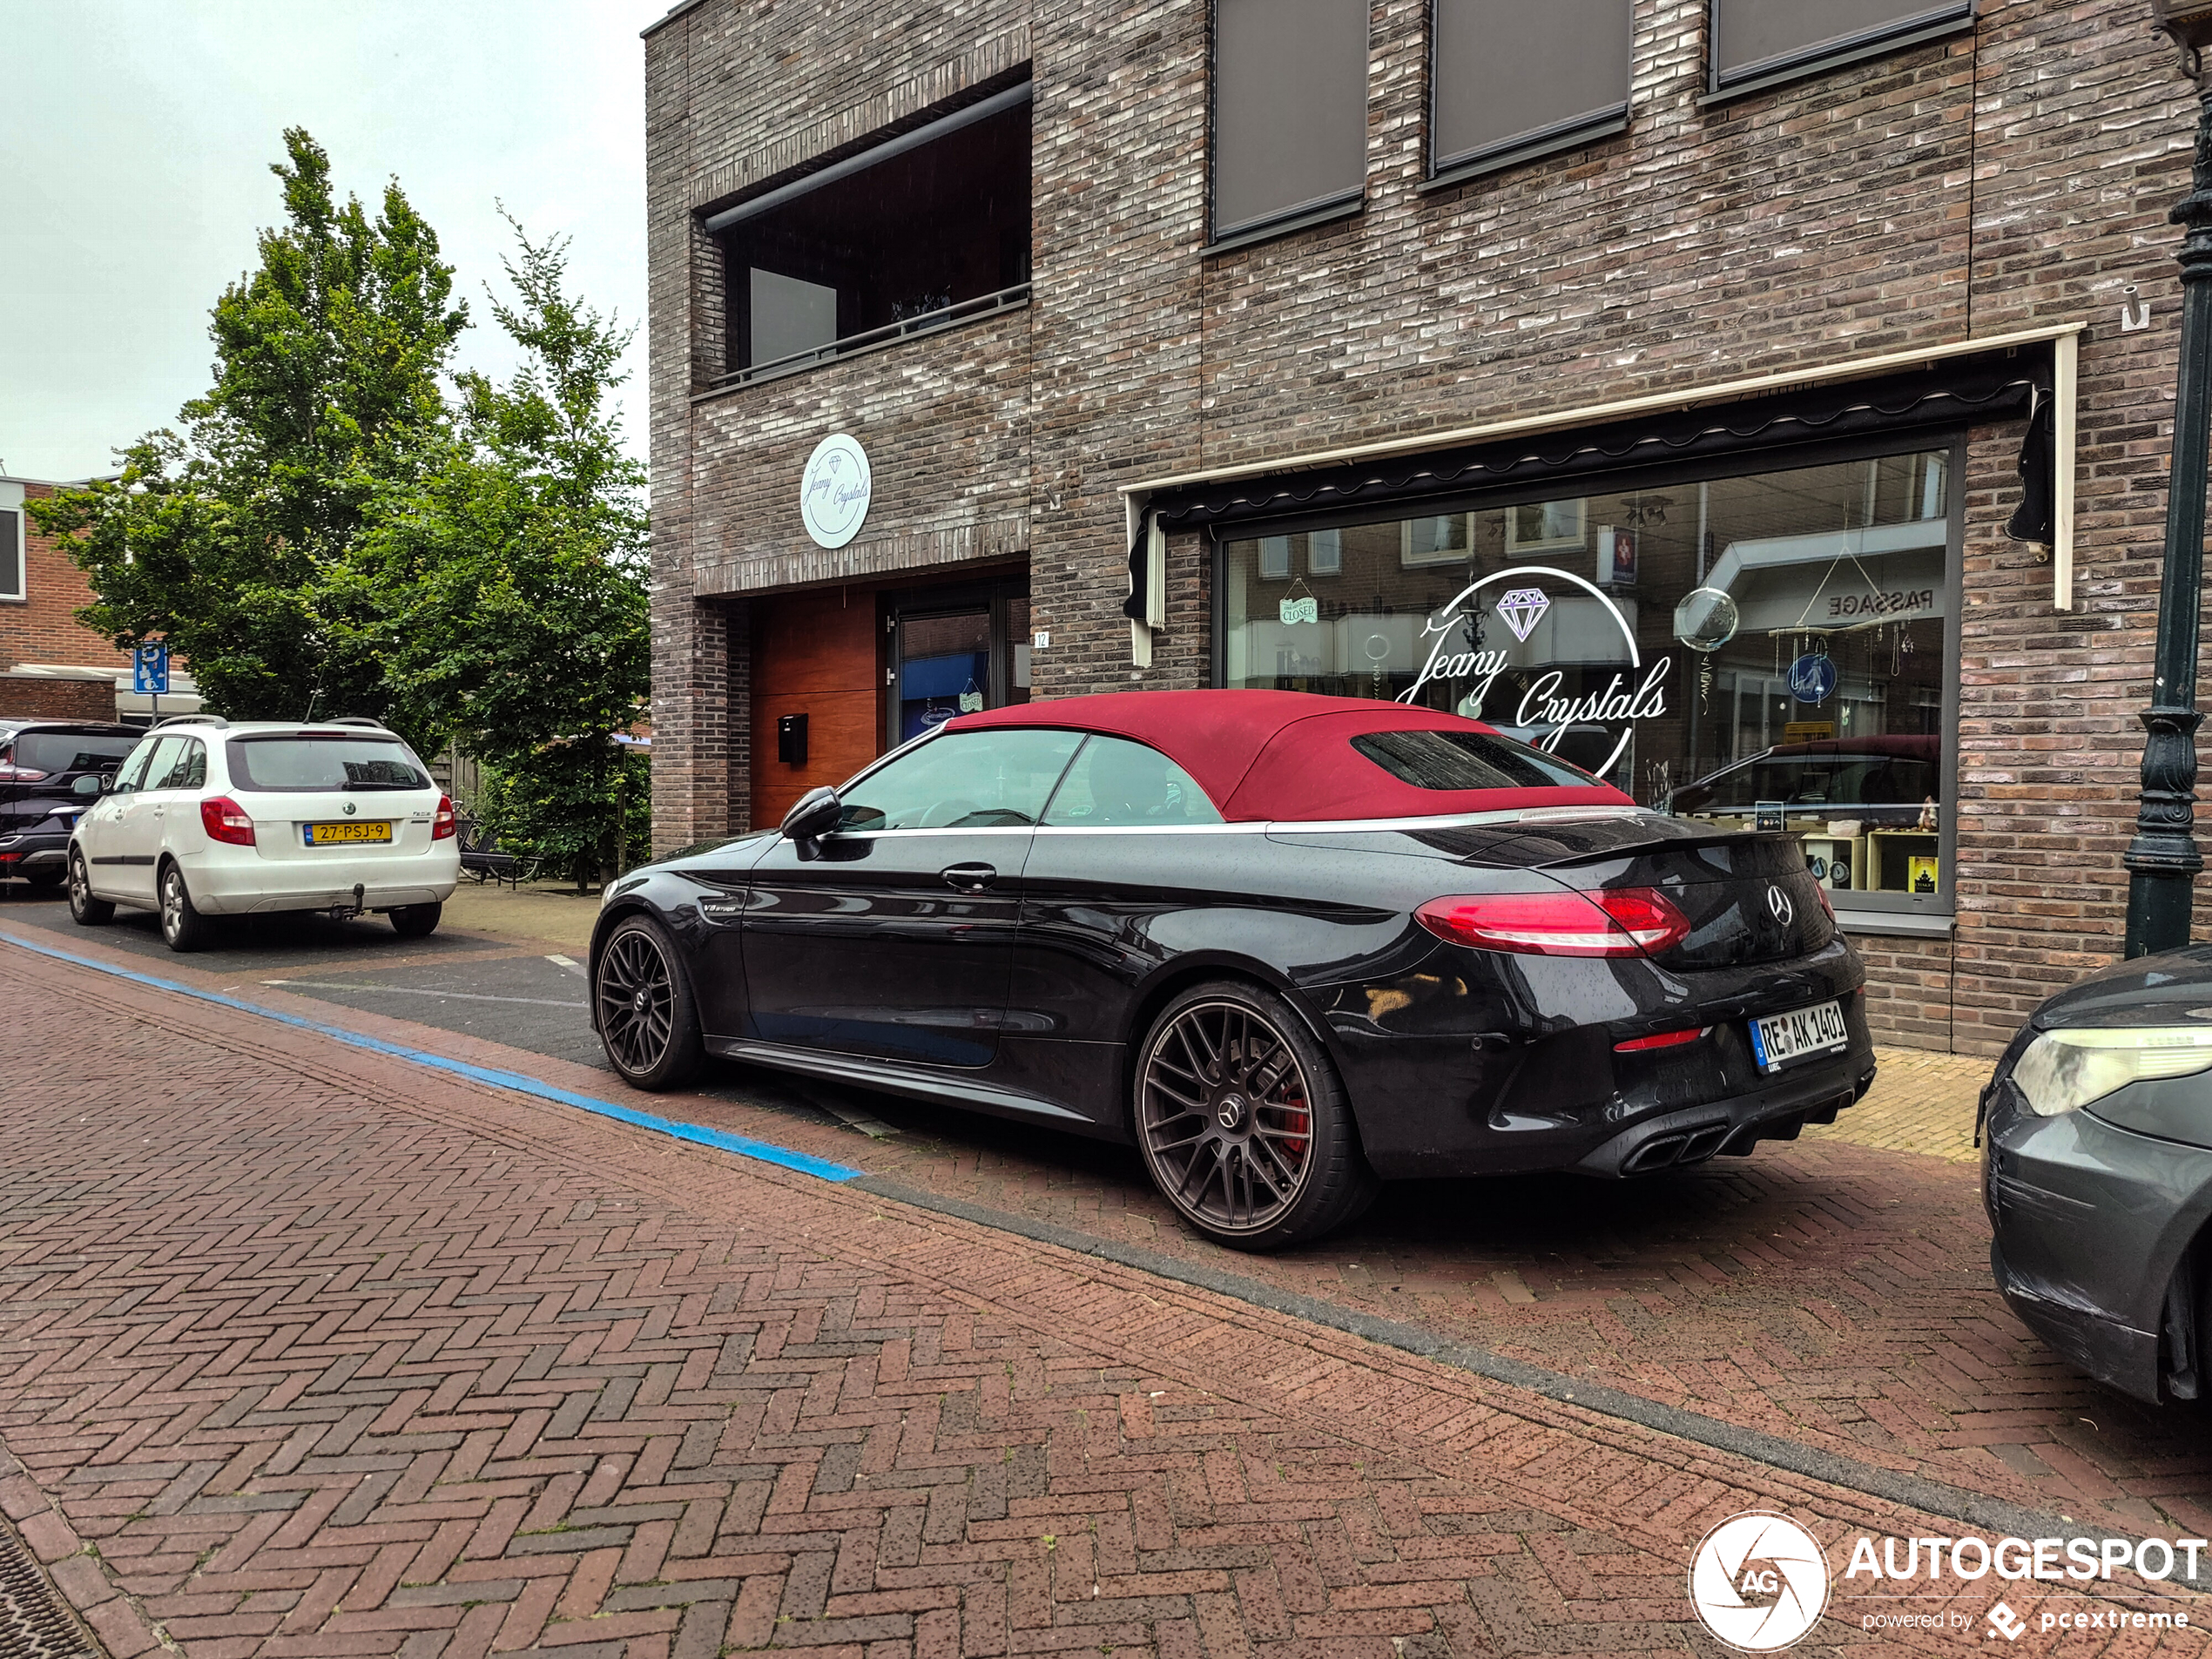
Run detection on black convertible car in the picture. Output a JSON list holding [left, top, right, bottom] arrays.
[[590, 691, 1876, 1248]]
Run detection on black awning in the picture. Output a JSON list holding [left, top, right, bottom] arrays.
[[1150, 346, 2043, 536]]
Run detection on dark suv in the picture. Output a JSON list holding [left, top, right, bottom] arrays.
[[0, 719, 144, 888]]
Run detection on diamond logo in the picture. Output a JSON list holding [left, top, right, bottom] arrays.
[[1495, 586, 1552, 643]]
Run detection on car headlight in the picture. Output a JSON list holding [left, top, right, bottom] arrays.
[[2013, 1027, 2212, 1116]]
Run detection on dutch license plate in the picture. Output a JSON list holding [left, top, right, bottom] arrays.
[[302, 820, 392, 846], [1749, 999, 1848, 1073]]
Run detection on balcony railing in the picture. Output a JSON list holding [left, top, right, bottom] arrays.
[[709, 282, 1032, 393]]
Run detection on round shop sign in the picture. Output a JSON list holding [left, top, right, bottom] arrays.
[[799, 433, 872, 550]]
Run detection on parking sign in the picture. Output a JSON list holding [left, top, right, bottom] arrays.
[[132, 641, 170, 696]]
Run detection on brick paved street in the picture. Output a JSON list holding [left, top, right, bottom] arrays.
[[1, 921, 2206, 1656]]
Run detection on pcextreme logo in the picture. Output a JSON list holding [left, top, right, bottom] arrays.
[[1689, 1512, 1830, 1651]]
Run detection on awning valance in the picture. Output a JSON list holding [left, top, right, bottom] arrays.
[[1149, 347, 2043, 536]]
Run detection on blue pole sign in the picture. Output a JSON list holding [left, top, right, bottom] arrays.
[[1785, 652, 1836, 706], [132, 642, 170, 697]]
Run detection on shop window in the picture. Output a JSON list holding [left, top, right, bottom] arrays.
[[1430, 0, 1630, 180], [712, 89, 1032, 383], [1708, 0, 1974, 98], [1218, 445, 1959, 920], [0, 508, 22, 602], [1211, 0, 1368, 245]]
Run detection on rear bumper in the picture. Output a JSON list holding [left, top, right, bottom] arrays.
[[185, 845, 459, 915], [1327, 933, 1873, 1179], [0, 832, 69, 870]]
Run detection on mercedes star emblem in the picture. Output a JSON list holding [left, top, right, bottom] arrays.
[[1767, 886, 1794, 927]]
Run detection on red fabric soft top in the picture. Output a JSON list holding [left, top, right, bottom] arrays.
[[943, 690, 1630, 823]]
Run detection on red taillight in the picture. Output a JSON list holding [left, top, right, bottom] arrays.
[[1414, 887, 1690, 958], [432, 793, 456, 840], [1813, 882, 1835, 921], [0, 765, 47, 782], [1615, 1026, 1710, 1054], [199, 796, 256, 846]]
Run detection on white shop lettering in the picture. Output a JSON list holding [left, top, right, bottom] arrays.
[[1512, 658, 1673, 745]]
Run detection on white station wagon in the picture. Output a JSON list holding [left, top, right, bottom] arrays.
[[68, 715, 460, 951]]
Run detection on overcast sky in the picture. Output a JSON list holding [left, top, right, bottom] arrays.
[[1, 0, 671, 483]]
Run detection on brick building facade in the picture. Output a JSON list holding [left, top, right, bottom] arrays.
[[644, 0, 2204, 1055], [0, 476, 132, 722]]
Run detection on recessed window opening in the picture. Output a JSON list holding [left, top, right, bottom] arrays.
[[1430, 0, 1630, 179], [0, 507, 23, 602], [1709, 0, 1974, 94], [716, 92, 1031, 381]]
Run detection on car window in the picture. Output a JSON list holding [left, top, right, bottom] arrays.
[[1350, 728, 1592, 791], [15, 732, 141, 775], [110, 739, 158, 794], [836, 728, 1083, 832], [1043, 735, 1224, 826], [137, 737, 191, 792], [158, 738, 206, 792], [226, 735, 432, 792]]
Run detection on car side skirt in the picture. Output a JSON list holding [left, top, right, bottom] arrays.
[[705, 1035, 1109, 1133]]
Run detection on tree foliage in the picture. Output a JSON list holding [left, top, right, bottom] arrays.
[[354, 219, 650, 884], [30, 129, 465, 725], [30, 136, 652, 884]]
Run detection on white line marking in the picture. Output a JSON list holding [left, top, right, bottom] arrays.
[[261, 978, 585, 1009]]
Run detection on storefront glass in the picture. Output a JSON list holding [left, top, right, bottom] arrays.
[[1217, 444, 1956, 912]]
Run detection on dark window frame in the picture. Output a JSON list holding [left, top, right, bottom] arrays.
[[698, 77, 1035, 394], [1205, 0, 1371, 255], [0, 506, 24, 604], [1703, 0, 1975, 104], [1423, 0, 1633, 192], [1206, 427, 1969, 934]]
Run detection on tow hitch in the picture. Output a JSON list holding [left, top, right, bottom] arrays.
[[331, 882, 366, 921]]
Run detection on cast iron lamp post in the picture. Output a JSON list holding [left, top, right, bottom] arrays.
[[2126, 1, 2212, 954]]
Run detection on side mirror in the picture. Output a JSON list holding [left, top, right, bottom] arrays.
[[79, 773, 110, 798], [780, 786, 841, 843]]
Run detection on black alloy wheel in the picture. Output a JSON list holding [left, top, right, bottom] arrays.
[[1133, 980, 1376, 1250], [67, 850, 113, 925], [595, 915, 704, 1089], [158, 862, 215, 953]]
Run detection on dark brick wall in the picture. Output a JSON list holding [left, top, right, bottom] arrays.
[[646, 0, 2208, 1052], [0, 674, 117, 722]]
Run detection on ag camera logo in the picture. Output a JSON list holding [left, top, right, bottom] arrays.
[[1689, 1512, 1830, 1651]]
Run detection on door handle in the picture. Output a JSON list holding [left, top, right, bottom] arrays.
[[941, 863, 996, 894]]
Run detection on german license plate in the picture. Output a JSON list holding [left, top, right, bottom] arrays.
[[1749, 999, 1848, 1073], [302, 820, 391, 846]]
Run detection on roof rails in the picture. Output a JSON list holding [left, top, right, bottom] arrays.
[[322, 716, 389, 731], [150, 713, 229, 730]]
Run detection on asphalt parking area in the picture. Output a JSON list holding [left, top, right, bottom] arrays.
[[9, 883, 2209, 1560]]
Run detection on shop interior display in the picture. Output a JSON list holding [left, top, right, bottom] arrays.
[[1221, 447, 1952, 905]]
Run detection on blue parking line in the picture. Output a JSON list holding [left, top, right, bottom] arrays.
[[0, 929, 867, 1184]]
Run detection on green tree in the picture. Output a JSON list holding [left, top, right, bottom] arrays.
[[29, 128, 465, 723], [355, 216, 650, 886]]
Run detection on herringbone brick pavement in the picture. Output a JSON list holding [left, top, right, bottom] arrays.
[[4, 948, 2188, 1656]]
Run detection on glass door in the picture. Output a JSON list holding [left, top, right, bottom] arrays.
[[891, 592, 1032, 744]]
